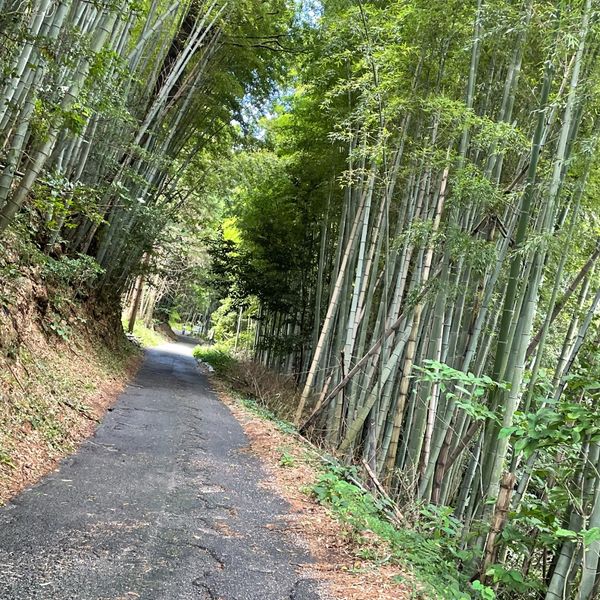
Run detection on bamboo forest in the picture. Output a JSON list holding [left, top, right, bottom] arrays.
[[1, 0, 600, 599]]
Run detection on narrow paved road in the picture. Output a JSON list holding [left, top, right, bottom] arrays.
[[0, 340, 322, 600]]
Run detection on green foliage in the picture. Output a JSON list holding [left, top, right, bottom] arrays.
[[500, 396, 600, 458], [312, 467, 379, 518], [123, 319, 168, 348], [0, 448, 16, 470], [206, 297, 255, 351], [47, 317, 72, 341], [41, 254, 104, 287], [279, 450, 296, 467], [415, 360, 507, 423], [33, 173, 104, 234], [192, 344, 236, 375], [238, 396, 298, 435], [311, 465, 481, 599], [212, 299, 241, 344], [483, 565, 541, 595], [582, 527, 600, 546], [471, 580, 496, 600]]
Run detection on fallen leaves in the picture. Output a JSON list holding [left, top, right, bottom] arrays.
[[0, 341, 140, 505], [216, 382, 411, 600]]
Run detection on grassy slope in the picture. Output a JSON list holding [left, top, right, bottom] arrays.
[[122, 318, 171, 347], [0, 333, 139, 503]]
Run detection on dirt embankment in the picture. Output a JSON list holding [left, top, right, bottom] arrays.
[[0, 251, 140, 504]]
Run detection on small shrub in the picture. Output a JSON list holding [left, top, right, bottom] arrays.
[[279, 450, 296, 467], [192, 345, 235, 374], [41, 254, 104, 287], [472, 580, 496, 599], [48, 317, 72, 341]]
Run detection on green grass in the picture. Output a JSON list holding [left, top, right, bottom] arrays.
[[238, 395, 298, 434], [169, 322, 182, 333], [123, 319, 168, 348], [192, 344, 236, 375]]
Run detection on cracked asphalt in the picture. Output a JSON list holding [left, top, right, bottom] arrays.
[[0, 339, 323, 600]]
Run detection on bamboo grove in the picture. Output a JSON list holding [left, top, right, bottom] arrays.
[[3, 0, 600, 597], [0, 0, 292, 294], [193, 1, 600, 597]]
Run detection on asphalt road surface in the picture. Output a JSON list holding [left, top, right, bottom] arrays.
[[0, 339, 323, 600]]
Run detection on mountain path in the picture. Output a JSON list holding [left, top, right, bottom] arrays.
[[0, 339, 324, 600]]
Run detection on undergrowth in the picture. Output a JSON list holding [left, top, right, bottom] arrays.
[[192, 344, 300, 420], [193, 344, 236, 374], [0, 234, 139, 502], [0, 320, 137, 503], [237, 395, 298, 435], [311, 465, 494, 599]]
